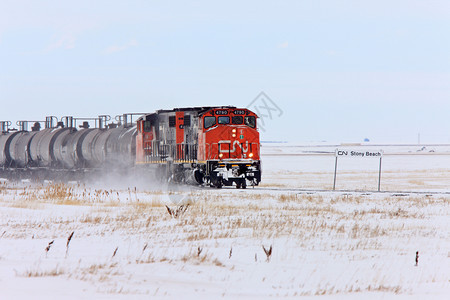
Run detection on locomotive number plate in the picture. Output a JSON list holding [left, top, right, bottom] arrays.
[[215, 110, 228, 115], [233, 110, 246, 115]]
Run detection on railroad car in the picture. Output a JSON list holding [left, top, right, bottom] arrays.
[[0, 106, 261, 188]]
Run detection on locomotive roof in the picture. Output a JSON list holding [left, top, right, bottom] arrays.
[[156, 106, 236, 114], [137, 106, 238, 121]]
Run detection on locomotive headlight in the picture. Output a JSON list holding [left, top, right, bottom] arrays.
[[232, 129, 236, 133], [232, 134, 236, 138], [249, 153, 254, 158], [219, 153, 223, 159]]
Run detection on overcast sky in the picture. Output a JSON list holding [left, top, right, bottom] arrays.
[[1, 0, 449, 143]]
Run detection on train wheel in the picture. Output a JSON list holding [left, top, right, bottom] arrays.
[[194, 169, 204, 185], [236, 179, 246, 189], [210, 181, 222, 188], [216, 180, 223, 188], [240, 179, 247, 189], [215, 179, 223, 189]]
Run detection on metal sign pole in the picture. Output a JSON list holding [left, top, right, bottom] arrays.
[[378, 155, 382, 192], [333, 155, 338, 191]]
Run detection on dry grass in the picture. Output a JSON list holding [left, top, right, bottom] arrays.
[[2, 181, 446, 244], [21, 264, 65, 277], [277, 193, 297, 202], [180, 249, 225, 267]]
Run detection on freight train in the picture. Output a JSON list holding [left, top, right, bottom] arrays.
[[0, 106, 261, 188]]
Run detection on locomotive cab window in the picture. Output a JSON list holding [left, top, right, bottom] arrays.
[[232, 116, 243, 125], [204, 116, 216, 129], [144, 121, 152, 132], [169, 116, 176, 127], [218, 116, 230, 125], [244, 116, 256, 128], [184, 115, 191, 127]]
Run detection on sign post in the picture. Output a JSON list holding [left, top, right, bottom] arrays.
[[333, 155, 338, 190], [378, 155, 382, 192], [334, 149, 383, 191]]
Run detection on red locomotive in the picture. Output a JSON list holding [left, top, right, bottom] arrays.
[[136, 106, 261, 188]]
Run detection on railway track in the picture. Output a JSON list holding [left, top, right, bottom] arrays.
[[4, 177, 450, 198], [215, 185, 450, 197]]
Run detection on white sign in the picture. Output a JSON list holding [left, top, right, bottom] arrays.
[[335, 149, 383, 158]]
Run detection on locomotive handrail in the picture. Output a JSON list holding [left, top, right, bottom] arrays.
[[208, 141, 258, 160], [143, 140, 197, 163]]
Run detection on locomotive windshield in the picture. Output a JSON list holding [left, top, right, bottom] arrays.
[[244, 116, 256, 128], [204, 111, 256, 129], [204, 116, 216, 129], [218, 116, 230, 125], [232, 116, 243, 124]]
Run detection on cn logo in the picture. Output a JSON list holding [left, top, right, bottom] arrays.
[[219, 141, 249, 153], [337, 150, 348, 156]]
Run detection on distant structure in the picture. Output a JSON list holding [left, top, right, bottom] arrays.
[[364, 138, 370, 142]]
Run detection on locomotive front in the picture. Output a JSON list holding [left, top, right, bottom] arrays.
[[198, 107, 261, 188]]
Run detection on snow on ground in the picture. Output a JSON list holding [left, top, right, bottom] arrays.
[[262, 143, 450, 192], [0, 144, 449, 299]]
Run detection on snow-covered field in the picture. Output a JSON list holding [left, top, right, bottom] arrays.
[[0, 144, 449, 299]]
